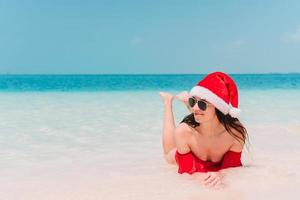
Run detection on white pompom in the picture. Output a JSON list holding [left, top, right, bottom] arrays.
[[229, 107, 241, 118]]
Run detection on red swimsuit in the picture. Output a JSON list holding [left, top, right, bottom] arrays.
[[175, 150, 242, 174]]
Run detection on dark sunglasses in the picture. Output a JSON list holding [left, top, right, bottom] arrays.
[[188, 97, 209, 111]]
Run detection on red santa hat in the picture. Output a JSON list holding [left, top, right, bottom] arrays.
[[189, 72, 241, 118]]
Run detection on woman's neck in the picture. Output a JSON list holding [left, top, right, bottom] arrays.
[[196, 116, 225, 137]]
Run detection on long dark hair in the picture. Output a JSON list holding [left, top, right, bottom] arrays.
[[180, 109, 248, 146]]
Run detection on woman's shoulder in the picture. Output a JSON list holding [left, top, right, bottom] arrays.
[[175, 122, 194, 136], [174, 123, 194, 154], [228, 128, 245, 152]]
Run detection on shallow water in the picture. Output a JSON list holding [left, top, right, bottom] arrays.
[[0, 89, 300, 199]]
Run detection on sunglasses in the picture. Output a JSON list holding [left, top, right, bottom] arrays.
[[188, 97, 210, 111]]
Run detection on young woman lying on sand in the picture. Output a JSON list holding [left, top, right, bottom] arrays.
[[160, 72, 248, 189]]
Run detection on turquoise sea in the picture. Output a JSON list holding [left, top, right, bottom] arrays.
[[1, 74, 300, 91]]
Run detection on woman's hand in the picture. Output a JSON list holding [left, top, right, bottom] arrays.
[[201, 171, 225, 188]]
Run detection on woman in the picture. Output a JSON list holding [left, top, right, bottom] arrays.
[[160, 72, 248, 188]]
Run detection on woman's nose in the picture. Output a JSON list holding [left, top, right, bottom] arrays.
[[192, 103, 199, 110]]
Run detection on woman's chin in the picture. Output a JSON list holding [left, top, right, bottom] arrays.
[[194, 115, 209, 123], [194, 115, 203, 123]]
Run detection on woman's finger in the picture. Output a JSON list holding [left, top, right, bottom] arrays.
[[203, 172, 211, 181], [213, 181, 226, 190], [203, 175, 216, 185], [209, 177, 220, 187]]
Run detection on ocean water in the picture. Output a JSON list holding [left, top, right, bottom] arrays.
[[0, 74, 300, 200], [1, 73, 300, 91]]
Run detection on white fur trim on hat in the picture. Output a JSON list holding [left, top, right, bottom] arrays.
[[189, 86, 240, 118], [229, 107, 241, 118]]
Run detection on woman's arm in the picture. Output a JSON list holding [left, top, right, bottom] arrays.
[[163, 123, 191, 164], [163, 148, 177, 164], [174, 123, 192, 154]]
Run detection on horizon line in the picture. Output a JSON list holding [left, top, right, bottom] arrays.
[[0, 72, 299, 75]]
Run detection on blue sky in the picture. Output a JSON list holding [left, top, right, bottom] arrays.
[[1, 0, 300, 74]]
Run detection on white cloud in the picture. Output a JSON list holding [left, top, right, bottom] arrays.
[[282, 28, 300, 44], [130, 36, 144, 46]]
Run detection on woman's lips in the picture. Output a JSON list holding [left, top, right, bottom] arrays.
[[194, 112, 204, 116]]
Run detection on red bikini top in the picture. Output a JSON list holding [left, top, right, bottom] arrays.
[[175, 150, 242, 174]]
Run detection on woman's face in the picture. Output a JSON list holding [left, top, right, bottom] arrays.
[[190, 96, 216, 123]]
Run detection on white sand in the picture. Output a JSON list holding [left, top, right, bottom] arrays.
[[0, 90, 299, 199]]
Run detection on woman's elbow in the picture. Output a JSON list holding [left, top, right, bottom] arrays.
[[164, 148, 177, 165]]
